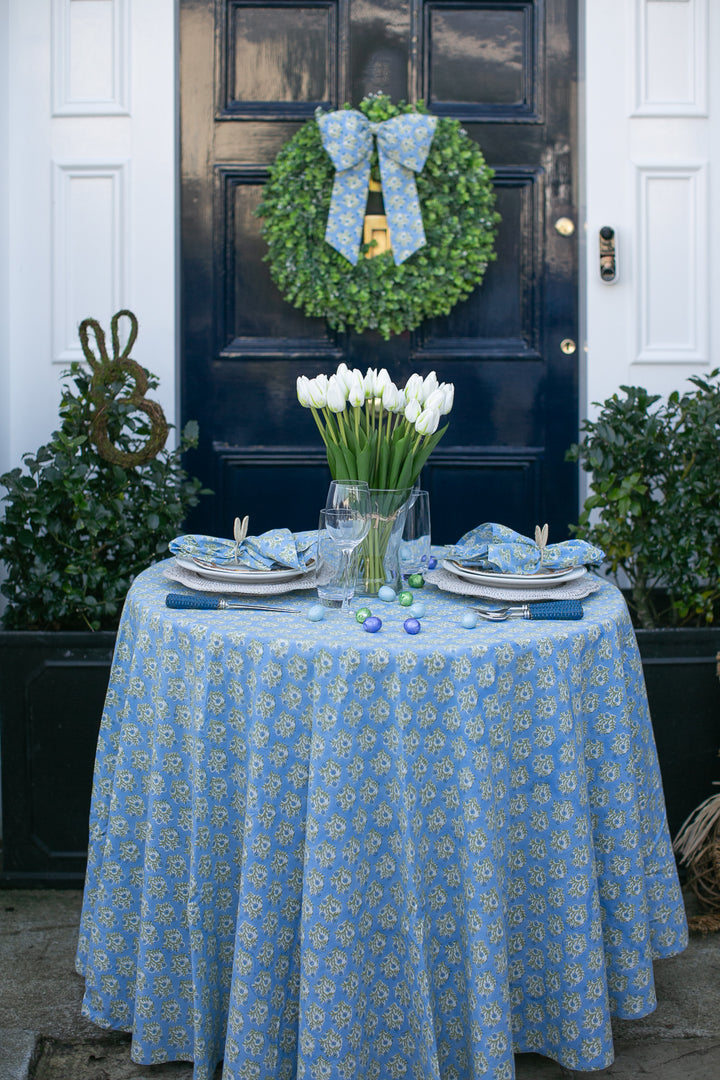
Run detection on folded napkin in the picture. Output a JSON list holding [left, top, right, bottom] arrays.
[[170, 529, 315, 572], [445, 523, 605, 575]]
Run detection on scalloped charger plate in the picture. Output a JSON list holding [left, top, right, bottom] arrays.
[[175, 556, 313, 585], [442, 560, 587, 590]]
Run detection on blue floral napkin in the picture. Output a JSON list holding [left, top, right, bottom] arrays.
[[170, 529, 316, 572], [445, 523, 605, 574]]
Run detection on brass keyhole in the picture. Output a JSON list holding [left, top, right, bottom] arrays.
[[560, 339, 576, 355]]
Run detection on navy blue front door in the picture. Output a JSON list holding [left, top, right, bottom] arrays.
[[180, 0, 578, 544]]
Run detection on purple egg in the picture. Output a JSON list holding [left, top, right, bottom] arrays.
[[363, 616, 382, 633], [403, 618, 421, 635]]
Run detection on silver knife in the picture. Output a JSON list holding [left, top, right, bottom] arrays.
[[166, 593, 301, 614]]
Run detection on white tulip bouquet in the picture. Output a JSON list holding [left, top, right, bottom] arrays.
[[298, 364, 454, 593], [297, 364, 454, 490]]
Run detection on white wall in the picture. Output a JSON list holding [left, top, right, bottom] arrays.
[[0, 2, 9, 475], [0, 0, 177, 478], [583, 0, 718, 415]]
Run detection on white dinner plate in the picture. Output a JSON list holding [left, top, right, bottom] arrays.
[[441, 560, 587, 589], [175, 556, 313, 585]]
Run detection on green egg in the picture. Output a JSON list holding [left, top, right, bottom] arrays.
[[408, 573, 425, 589], [398, 591, 414, 607], [355, 606, 372, 624]]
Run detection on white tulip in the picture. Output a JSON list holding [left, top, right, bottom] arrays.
[[335, 362, 353, 394], [348, 371, 365, 407], [364, 367, 378, 398], [307, 375, 328, 409], [420, 371, 439, 402], [403, 373, 423, 402], [326, 373, 347, 413], [404, 398, 422, 424], [296, 375, 312, 407], [415, 406, 440, 436], [423, 387, 446, 413], [376, 368, 391, 394], [440, 382, 454, 415], [382, 381, 402, 412]]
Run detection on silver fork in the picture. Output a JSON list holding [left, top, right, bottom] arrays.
[[473, 605, 514, 621]]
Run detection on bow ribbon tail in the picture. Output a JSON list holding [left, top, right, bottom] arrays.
[[377, 151, 426, 265], [324, 158, 371, 265]]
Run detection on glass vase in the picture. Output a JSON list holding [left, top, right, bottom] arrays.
[[357, 488, 414, 596]]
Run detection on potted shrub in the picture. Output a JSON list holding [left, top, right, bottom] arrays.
[[567, 370, 720, 838], [0, 312, 207, 886]]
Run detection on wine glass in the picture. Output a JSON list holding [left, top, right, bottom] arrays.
[[324, 481, 370, 611], [398, 489, 431, 583]]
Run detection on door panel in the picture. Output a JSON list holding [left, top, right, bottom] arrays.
[[423, 1, 541, 120], [181, 0, 578, 544]]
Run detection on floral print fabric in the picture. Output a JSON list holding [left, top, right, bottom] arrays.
[[169, 530, 315, 571], [317, 110, 437, 265], [446, 523, 606, 574], [76, 563, 687, 1080]]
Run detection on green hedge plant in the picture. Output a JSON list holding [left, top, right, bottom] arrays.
[[0, 361, 208, 632], [567, 370, 720, 629]]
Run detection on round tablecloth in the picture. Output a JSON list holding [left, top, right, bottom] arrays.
[[76, 562, 687, 1080]]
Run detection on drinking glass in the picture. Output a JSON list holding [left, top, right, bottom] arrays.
[[325, 479, 370, 514], [324, 481, 370, 611], [316, 509, 359, 608], [398, 489, 431, 582]]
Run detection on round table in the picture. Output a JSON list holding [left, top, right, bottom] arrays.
[[76, 562, 687, 1080]]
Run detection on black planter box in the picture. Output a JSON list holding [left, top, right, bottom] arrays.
[[2, 625, 717, 885], [636, 627, 720, 841], [0, 631, 116, 887]]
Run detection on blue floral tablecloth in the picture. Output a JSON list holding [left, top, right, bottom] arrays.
[[76, 562, 687, 1080]]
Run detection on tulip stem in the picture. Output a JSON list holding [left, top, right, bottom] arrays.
[[310, 407, 329, 446], [374, 400, 384, 478]]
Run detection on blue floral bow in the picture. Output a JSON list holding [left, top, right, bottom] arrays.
[[317, 109, 437, 265]]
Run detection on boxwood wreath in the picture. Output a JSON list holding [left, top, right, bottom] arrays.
[[256, 94, 500, 340]]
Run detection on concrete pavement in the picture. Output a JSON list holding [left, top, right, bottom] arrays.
[[2, 888, 720, 1079]]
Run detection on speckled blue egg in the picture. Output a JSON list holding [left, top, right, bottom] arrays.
[[377, 586, 396, 603], [355, 606, 372, 624], [409, 601, 426, 618], [461, 611, 478, 629], [307, 603, 325, 622], [403, 618, 421, 635], [363, 615, 382, 633]]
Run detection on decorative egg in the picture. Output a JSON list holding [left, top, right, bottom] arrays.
[[363, 615, 382, 633], [461, 611, 478, 629], [403, 618, 421, 635], [307, 603, 325, 622], [355, 606, 372, 624], [408, 573, 424, 589], [428, 556, 438, 569], [398, 591, 414, 607], [377, 585, 396, 603], [409, 601, 426, 618]]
